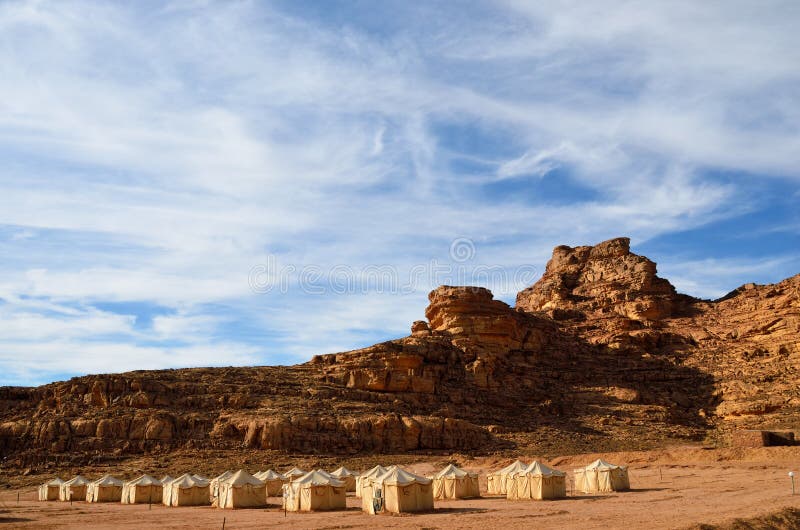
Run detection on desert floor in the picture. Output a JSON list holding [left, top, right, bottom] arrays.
[[2, 446, 800, 529]]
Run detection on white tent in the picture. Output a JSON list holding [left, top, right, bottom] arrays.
[[362, 467, 434, 514], [574, 459, 629, 493], [60, 475, 90, 501], [86, 475, 124, 503], [210, 470, 233, 503], [38, 478, 63, 501], [431, 464, 480, 499], [356, 465, 388, 498], [121, 474, 162, 504], [159, 475, 174, 484], [506, 461, 566, 500], [284, 470, 346, 512], [192, 474, 208, 481], [487, 460, 527, 495], [284, 467, 307, 481], [255, 470, 287, 496], [163, 474, 211, 506], [329, 467, 357, 492], [216, 470, 267, 509]]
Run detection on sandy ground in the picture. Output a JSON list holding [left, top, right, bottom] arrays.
[[3, 447, 800, 529]]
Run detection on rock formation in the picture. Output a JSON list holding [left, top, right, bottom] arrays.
[[516, 237, 691, 324], [1, 237, 799, 468]]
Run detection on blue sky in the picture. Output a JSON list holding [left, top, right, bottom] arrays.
[[1, 0, 799, 386]]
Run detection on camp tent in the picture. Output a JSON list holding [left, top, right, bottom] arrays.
[[121, 474, 162, 504], [329, 467, 357, 492], [216, 470, 267, 509], [506, 461, 566, 500], [284, 467, 307, 481], [193, 474, 208, 481], [284, 470, 346, 512], [356, 465, 389, 498], [210, 470, 233, 503], [163, 474, 211, 506], [487, 460, 527, 495], [60, 475, 90, 501], [362, 467, 433, 514], [255, 470, 287, 496], [86, 475, 124, 503], [159, 475, 173, 484], [430, 464, 480, 499], [573, 459, 629, 493], [38, 478, 64, 501]]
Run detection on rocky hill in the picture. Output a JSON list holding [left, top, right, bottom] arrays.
[[1, 237, 798, 469]]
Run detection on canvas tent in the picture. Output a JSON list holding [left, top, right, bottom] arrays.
[[122, 474, 162, 504], [86, 475, 124, 503], [284, 467, 307, 481], [362, 467, 434, 514], [506, 461, 566, 500], [330, 467, 357, 492], [574, 459, 629, 493], [38, 478, 63, 501], [216, 470, 267, 509], [487, 460, 527, 495], [160, 475, 173, 484], [356, 465, 389, 498], [163, 474, 211, 506], [210, 470, 233, 503], [60, 475, 90, 501], [284, 470, 346, 512], [255, 470, 287, 496], [431, 464, 480, 499]]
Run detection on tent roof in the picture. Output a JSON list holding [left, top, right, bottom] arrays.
[[257, 470, 286, 481], [284, 467, 306, 477], [221, 469, 263, 487], [92, 475, 124, 486], [489, 460, 527, 477], [515, 461, 565, 477], [171, 473, 209, 488], [44, 477, 64, 486], [582, 459, 625, 470], [330, 466, 356, 478], [213, 470, 232, 481], [374, 467, 431, 486], [65, 475, 90, 486], [432, 464, 477, 479], [126, 474, 161, 486], [159, 475, 174, 484], [360, 464, 389, 479], [192, 474, 208, 481], [293, 470, 344, 487]]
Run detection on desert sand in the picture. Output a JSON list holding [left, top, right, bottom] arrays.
[[3, 447, 800, 529]]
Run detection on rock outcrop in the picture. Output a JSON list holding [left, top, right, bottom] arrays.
[[1, 236, 799, 468], [516, 237, 691, 324]]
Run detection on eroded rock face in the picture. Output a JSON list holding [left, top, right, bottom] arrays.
[[426, 286, 549, 355], [516, 237, 683, 323]]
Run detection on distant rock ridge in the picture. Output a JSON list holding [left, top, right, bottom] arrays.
[[1, 236, 799, 468]]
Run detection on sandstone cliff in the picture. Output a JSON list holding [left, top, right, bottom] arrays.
[[1, 237, 798, 468]]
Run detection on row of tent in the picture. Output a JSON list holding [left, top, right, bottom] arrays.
[[39, 465, 470, 513], [487, 459, 630, 499], [38, 458, 629, 512]]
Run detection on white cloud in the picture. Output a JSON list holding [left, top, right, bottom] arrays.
[[0, 309, 135, 341], [151, 312, 226, 340]]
